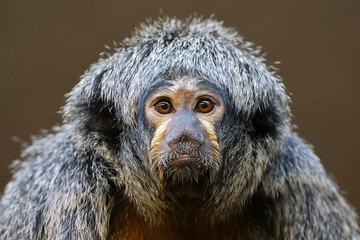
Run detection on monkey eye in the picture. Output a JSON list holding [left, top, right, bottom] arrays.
[[196, 99, 215, 113], [155, 100, 173, 114]]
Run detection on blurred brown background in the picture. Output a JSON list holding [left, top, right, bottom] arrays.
[[0, 1, 359, 215]]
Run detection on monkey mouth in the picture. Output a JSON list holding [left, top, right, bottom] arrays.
[[178, 154, 192, 159], [167, 154, 206, 172], [156, 152, 208, 186], [172, 154, 194, 163], [152, 146, 217, 188], [167, 153, 206, 167], [154, 148, 215, 169], [165, 152, 208, 167]]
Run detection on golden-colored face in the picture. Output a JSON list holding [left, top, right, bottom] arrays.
[[145, 80, 225, 185], [145, 84, 225, 128]]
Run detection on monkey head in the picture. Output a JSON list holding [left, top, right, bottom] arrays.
[[63, 17, 291, 224]]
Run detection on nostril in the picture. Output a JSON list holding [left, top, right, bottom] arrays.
[[167, 132, 204, 148], [196, 134, 204, 145]]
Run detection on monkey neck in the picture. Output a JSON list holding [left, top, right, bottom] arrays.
[[109, 193, 249, 240]]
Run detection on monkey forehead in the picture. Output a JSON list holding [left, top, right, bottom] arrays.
[[145, 77, 224, 104]]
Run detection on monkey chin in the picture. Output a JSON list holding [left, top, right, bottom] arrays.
[[162, 156, 208, 198]]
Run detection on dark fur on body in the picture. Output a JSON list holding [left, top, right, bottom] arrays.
[[0, 17, 358, 239]]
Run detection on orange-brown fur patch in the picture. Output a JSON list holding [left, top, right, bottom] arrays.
[[198, 119, 220, 167], [150, 119, 171, 163]]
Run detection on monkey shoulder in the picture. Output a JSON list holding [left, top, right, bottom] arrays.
[[0, 125, 111, 239], [262, 133, 325, 193], [257, 133, 359, 239]]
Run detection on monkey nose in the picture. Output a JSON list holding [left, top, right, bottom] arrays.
[[166, 127, 205, 148], [165, 111, 206, 148]]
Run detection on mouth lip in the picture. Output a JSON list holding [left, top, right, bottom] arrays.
[[169, 154, 195, 165], [177, 154, 193, 160]]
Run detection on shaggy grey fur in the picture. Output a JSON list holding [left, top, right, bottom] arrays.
[[0, 17, 358, 239]]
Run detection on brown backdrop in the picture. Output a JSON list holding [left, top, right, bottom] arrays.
[[1, 1, 359, 216]]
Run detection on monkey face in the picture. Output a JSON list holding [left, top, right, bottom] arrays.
[[145, 79, 224, 188]]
